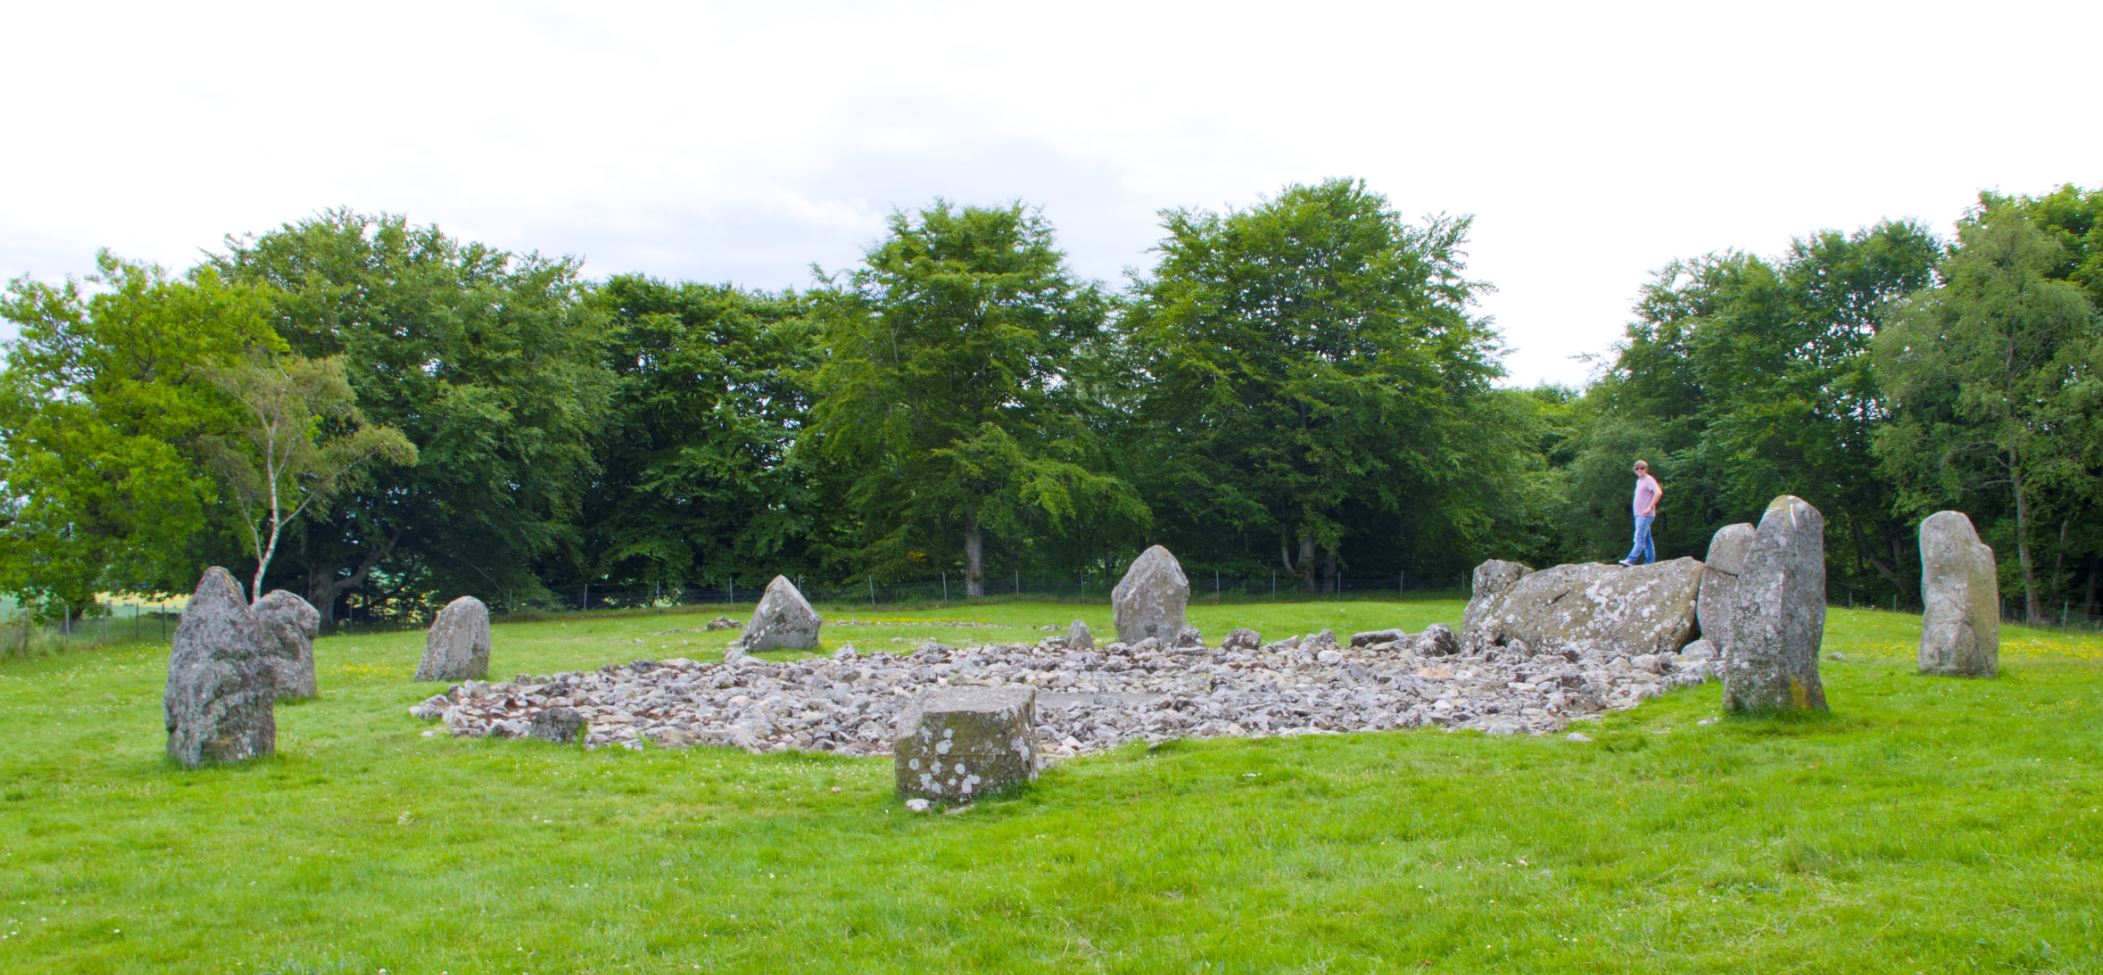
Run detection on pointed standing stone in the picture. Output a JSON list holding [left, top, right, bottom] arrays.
[[1723, 496, 1828, 712], [738, 576, 821, 652], [253, 589, 321, 700], [1065, 620, 1094, 651], [415, 596, 491, 682], [165, 567, 276, 767], [1919, 511, 1999, 677], [1698, 523, 1756, 662], [1112, 545, 1188, 645]]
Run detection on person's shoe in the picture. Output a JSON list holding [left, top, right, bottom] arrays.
[[1614, 559, 1632, 566]]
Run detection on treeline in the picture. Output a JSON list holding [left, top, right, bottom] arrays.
[[3, 179, 2099, 626]]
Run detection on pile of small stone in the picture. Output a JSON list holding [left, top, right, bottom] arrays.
[[410, 623, 1716, 760]]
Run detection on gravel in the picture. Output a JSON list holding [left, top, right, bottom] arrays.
[[409, 629, 1713, 762]]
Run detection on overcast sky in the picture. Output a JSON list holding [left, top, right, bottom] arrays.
[[4, 0, 2097, 387]]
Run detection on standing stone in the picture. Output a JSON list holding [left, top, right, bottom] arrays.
[[738, 576, 822, 652], [252, 590, 320, 700], [894, 685, 1036, 802], [1697, 523, 1756, 661], [415, 596, 491, 682], [1112, 545, 1189, 645], [1065, 620, 1094, 651], [1723, 495, 1828, 712], [165, 567, 276, 767], [1919, 511, 1999, 677]]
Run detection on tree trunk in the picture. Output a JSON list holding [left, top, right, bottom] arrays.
[[963, 516, 985, 598], [1322, 545, 1339, 594], [302, 528, 403, 628], [1296, 531, 1317, 592], [2082, 555, 2098, 620], [2010, 464, 2043, 624]]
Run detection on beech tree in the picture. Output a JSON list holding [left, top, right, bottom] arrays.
[[1121, 179, 1500, 588], [0, 255, 278, 610], [1875, 202, 2102, 622], [808, 202, 1135, 596]]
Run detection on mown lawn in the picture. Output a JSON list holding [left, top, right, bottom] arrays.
[[1, 599, 2098, 973]]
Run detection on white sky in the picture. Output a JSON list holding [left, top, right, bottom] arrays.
[[3, 0, 2097, 388]]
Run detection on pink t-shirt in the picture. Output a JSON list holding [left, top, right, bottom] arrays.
[[1633, 473, 1660, 516]]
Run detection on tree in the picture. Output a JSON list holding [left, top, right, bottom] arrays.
[[583, 276, 824, 591], [0, 254, 279, 611], [1121, 179, 1501, 588], [212, 211, 613, 621], [808, 201, 1135, 596], [1875, 202, 2103, 622], [1581, 221, 1940, 600], [198, 351, 416, 599]]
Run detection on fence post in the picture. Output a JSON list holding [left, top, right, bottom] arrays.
[[729, 577, 736, 604], [942, 572, 948, 606], [62, 601, 69, 640], [869, 576, 876, 606], [1270, 571, 1276, 600]]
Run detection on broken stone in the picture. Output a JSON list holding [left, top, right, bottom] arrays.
[[894, 685, 1036, 802]]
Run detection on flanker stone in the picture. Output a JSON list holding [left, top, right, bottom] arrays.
[[415, 596, 491, 682], [252, 589, 320, 700], [894, 685, 1036, 802], [1919, 511, 1999, 677], [1065, 620, 1094, 651], [1112, 545, 1189, 645], [1722, 495, 1828, 712], [165, 567, 276, 767], [1461, 558, 1703, 656], [1697, 523, 1755, 663], [738, 576, 822, 652]]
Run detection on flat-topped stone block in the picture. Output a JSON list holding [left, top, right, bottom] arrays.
[[894, 685, 1036, 802]]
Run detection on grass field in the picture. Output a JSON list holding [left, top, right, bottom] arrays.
[[1, 598, 2099, 973]]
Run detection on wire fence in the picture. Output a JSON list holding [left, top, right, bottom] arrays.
[[5, 574, 2098, 654]]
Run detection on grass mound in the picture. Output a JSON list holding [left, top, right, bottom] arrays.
[[1, 600, 2097, 973]]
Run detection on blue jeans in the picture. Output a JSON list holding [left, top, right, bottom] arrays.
[[1624, 514, 1656, 564]]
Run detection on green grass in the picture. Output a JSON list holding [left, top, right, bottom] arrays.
[[2, 599, 2099, 973]]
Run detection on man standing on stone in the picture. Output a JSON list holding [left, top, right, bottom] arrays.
[[1618, 459, 1662, 566]]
